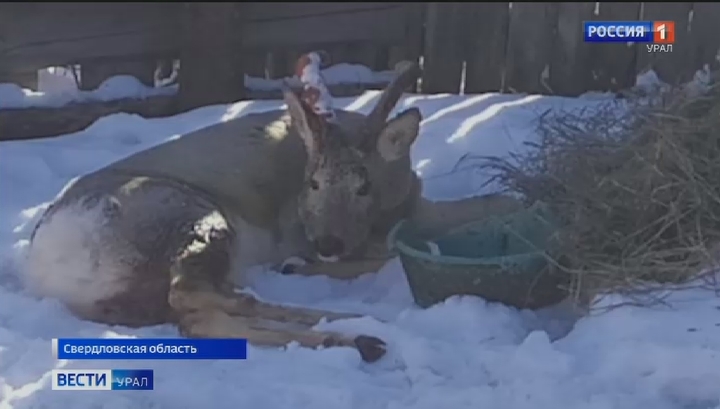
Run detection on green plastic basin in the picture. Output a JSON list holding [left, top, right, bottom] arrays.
[[387, 202, 570, 309]]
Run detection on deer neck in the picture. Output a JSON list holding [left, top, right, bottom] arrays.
[[370, 174, 422, 238]]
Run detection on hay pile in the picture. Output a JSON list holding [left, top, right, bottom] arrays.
[[483, 81, 720, 307]]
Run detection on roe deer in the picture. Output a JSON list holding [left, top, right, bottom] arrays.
[[24, 55, 522, 362]]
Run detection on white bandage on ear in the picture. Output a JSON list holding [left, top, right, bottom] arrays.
[[295, 52, 337, 122]]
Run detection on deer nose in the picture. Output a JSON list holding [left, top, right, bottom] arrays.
[[314, 235, 345, 258]]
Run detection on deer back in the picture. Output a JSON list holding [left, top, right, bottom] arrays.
[[98, 109, 370, 229]]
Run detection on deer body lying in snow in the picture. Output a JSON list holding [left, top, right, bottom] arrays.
[[24, 61, 522, 362]]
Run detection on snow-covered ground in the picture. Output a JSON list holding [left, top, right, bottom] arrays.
[[2, 74, 720, 409], [0, 63, 395, 110]]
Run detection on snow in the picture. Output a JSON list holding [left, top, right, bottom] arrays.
[[633, 66, 714, 99], [0, 75, 177, 110], [0, 63, 395, 110], [2, 79, 720, 409]]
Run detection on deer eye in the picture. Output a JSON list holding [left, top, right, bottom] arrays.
[[357, 180, 371, 196], [309, 179, 320, 190]]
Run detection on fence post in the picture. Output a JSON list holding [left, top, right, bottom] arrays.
[[637, 3, 693, 85], [178, 3, 245, 110], [690, 3, 720, 73], [464, 3, 510, 94], [591, 3, 641, 92], [549, 2, 596, 96], [504, 3, 559, 95], [392, 2, 425, 85], [421, 3, 467, 94]]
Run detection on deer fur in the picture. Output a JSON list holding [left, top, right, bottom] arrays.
[[23, 63, 522, 363]]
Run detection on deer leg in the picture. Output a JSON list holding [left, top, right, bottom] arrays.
[[224, 291, 364, 324], [170, 263, 361, 326], [179, 310, 386, 363], [279, 238, 393, 279], [167, 223, 386, 362]]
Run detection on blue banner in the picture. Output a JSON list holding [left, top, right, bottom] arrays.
[[111, 369, 154, 390], [51, 369, 154, 390], [584, 21, 654, 43], [53, 338, 248, 360]]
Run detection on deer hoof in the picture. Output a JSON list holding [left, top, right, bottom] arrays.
[[353, 335, 387, 363], [279, 256, 308, 275]]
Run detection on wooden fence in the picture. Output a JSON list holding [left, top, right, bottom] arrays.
[[3, 3, 720, 96], [0, 3, 421, 92], [2, 2, 720, 140], [422, 2, 720, 95]]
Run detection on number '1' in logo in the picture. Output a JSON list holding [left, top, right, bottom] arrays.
[[653, 21, 675, 44]]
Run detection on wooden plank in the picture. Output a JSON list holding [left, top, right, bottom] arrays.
[[504, 3, 559, 94], [549, 2, 596, 96], [399, 4, 425, 66], [178, 3, 245, 110], [464, 3, 510, 94], [0, 95, 181, 141], [341, 42, 385, 70], [80, 57, 156, 90], [689, 3, 720, 72], [421, 3, 467, 94], [388, 46, 406, 70], [0, 3, 180, 72], [0, 3, 411, 80], [0, 81, 391, 141], [243, 51, 268, 79], [242, 6, 407, 48], [637, 2, 693, 85], [591, 2, 641, 91], [0, 70, 38, 90], [374, 46, 390, 71], [324, 44, 349, 70], [265, 50, 288, 79], [394, 4, 425, 92]]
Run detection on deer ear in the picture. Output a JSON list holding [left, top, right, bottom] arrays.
[[282, 83, 324, 153], [376, 108, 421, 162]]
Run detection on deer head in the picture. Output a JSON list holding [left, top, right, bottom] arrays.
[[282, 59, 422, 262]]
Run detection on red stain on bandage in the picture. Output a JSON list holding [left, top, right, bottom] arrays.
[[295, 51, 336, 122]]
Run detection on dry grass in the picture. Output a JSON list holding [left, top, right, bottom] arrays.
[[481, 81, 720, 308]]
